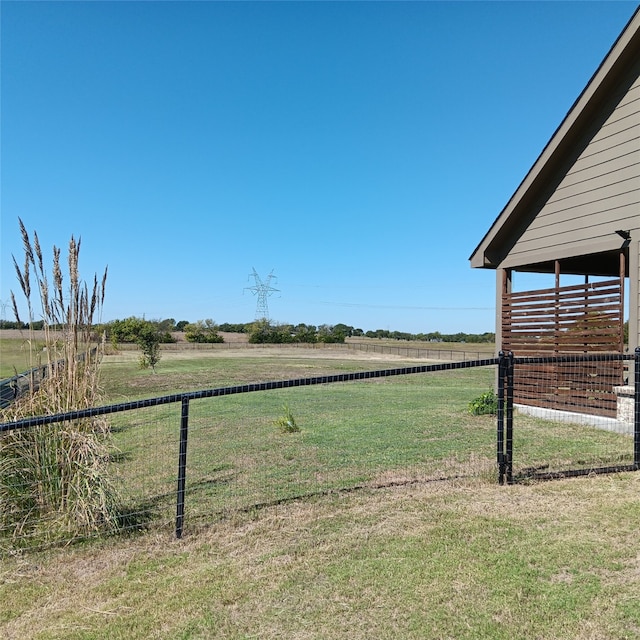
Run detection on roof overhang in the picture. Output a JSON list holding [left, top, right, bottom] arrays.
[[503, 247, 630, 278], [470, 7, 640, 275]]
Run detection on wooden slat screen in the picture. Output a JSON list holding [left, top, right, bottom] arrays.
[[502, 278, 624, 417]]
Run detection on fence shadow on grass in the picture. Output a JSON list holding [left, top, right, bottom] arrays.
[[514, 462, 638, 483]]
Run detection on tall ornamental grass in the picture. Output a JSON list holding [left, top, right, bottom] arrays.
[[0, 219, 120, 546]]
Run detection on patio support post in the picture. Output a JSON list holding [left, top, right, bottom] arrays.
[[497, 268, 511, 354], [630, 238, 639, 351], [620, 251, 626, 353]]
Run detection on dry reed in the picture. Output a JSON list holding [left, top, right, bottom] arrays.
[[1, 219, 120, 547]]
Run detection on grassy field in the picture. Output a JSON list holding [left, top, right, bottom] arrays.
[[0, 330, 495, 380], [0, 335, 49, 379], [102, 356, 499, 530], [2, 343, 640, 639]]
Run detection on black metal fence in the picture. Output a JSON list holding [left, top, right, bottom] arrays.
[[0, 358, 498, 547], [1, 352, 638, 550], [0, 348, 98, 409]]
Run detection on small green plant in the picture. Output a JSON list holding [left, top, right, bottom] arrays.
[[468, 389, 498, 416], [274, 404, 300, 433]]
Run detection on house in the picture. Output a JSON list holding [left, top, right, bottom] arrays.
[[470, 7, 640, 355], [470, 8, 640, 419]]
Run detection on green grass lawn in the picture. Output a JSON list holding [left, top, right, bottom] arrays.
[[2, 345, 639, 639], [100, 354, 500, 530]]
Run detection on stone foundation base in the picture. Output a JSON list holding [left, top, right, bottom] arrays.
[[515, 404, 632, 435], [614, 384, 634, 424]]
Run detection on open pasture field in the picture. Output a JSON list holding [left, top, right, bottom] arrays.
[[0, 332, 50, 379], [0, 329, 496, 380], [2, 343, 640, 639]]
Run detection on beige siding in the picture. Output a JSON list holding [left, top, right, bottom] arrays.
[[502, 76, 640, 269]]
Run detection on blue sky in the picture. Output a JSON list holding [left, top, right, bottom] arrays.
[[1, 1, 638, 334]]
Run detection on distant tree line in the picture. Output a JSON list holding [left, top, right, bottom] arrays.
[[12, 315, 637, 348], [1, 317, 497, 344], [247, 320, 350, 344], [218, 322, 496, 344], [0, 320, 47, 330], [7, 313, 636, 347], [362, 329, 496, 343]]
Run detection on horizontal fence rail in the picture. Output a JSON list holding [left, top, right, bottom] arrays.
[[0, 358, 500, 434]]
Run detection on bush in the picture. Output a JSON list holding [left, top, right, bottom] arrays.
[[468, 390, 498, 416], [106, 317, 175, 346], [248, 320, 294, 344], [184, 319, 224, 343]]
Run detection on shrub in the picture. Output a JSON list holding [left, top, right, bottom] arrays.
[[106, 317, 175, 346], [468, 390, 498, 416], [248, 320, 294, 344], [184, 319, 224, 343]]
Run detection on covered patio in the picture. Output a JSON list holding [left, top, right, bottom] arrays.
[[470, 8, 640, 418]]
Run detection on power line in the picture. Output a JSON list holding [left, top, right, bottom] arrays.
[[287, 298, 493, 311]]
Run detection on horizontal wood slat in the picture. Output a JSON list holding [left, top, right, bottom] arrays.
[[504, 302, 621, 315], [503, 277, 624, 418], [505, 289, 621, 305], [506, 279, 620, 299]]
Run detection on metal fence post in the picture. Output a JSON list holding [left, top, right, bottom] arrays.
[[506, 352, 514, 484], [497, 352, 506, 484], [175, 396, 190, 539], [635, 348, 640, 470]]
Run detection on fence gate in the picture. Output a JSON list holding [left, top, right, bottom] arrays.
[[497, 350, 640, 484]]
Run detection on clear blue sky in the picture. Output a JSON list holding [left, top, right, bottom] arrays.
[[1, 1, 637, 334]]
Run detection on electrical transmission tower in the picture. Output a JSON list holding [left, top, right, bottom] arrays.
[[245, 268, 279, 321]]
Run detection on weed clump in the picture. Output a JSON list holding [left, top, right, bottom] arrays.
[[468, 390, 498, 416], [274, 404, 300, 433]]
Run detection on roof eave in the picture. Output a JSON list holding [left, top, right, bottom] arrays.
[[469, 7, 640, 270]]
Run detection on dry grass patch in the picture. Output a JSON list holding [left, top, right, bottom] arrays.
[[3, 472, 640, 639]]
